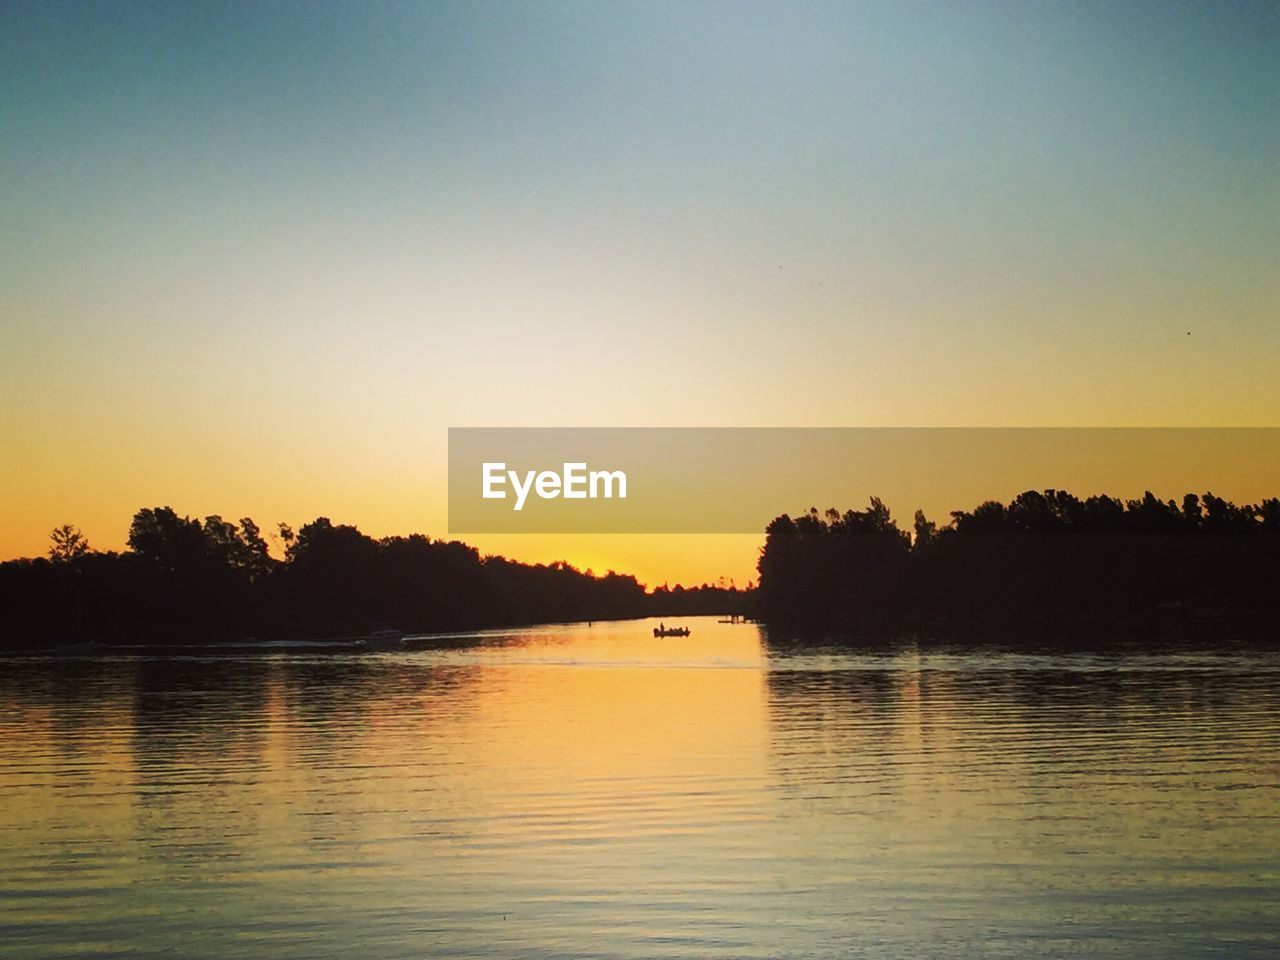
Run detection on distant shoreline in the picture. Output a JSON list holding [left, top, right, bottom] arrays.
[[1, 508, 745, 653]]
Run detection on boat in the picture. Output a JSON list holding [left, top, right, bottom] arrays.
[[360, 626, 405, 650], [653, 626, 691, 637]]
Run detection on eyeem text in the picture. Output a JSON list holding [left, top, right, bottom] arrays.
[[482, 462, 628, 511]]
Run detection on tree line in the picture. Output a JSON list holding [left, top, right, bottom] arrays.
[[1, 508, 745, 651], [756, 490, 1280, 633]]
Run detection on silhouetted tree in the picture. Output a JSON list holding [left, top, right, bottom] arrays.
[[127, 507, 209, 574], [757, 489, 1280, 634], [48, 524, 90, 565], [913, 510, 937, 548]]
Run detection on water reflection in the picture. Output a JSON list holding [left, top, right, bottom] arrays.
[[1, 618, 1278, 958]]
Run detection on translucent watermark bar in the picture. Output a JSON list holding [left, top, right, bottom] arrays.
[[448, 428, 1280, 534]]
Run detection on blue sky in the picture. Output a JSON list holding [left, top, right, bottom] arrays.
[[2, 0, 1278, 580]]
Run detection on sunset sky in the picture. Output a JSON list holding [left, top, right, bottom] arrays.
[[3, 1, 1278, 586]]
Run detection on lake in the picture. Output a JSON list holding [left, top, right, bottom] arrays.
[[1, 616, 1278, 958]]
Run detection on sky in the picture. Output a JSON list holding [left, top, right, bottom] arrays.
[[2, 1, 1278, 586]]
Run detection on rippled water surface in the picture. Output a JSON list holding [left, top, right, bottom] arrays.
[[2, 617, 1279, 958]]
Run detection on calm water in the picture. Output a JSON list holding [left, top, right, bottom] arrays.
[[2, 617, 1278, 958]]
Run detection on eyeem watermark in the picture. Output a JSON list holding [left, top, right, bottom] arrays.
[[482, 462, 627, 511], [449, 427, 1280, 533]]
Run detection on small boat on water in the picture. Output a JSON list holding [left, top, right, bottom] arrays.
[[359, 626, 405, 650], [653, 626, 691, 637]]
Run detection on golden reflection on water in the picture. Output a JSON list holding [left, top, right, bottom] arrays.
[[1, 618, 1279, 959]]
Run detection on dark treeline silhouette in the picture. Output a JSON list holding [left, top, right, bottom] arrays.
[[756, 490, 1280, 633], [650, 582, 746, 618], [1, 508, 745, 651]]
